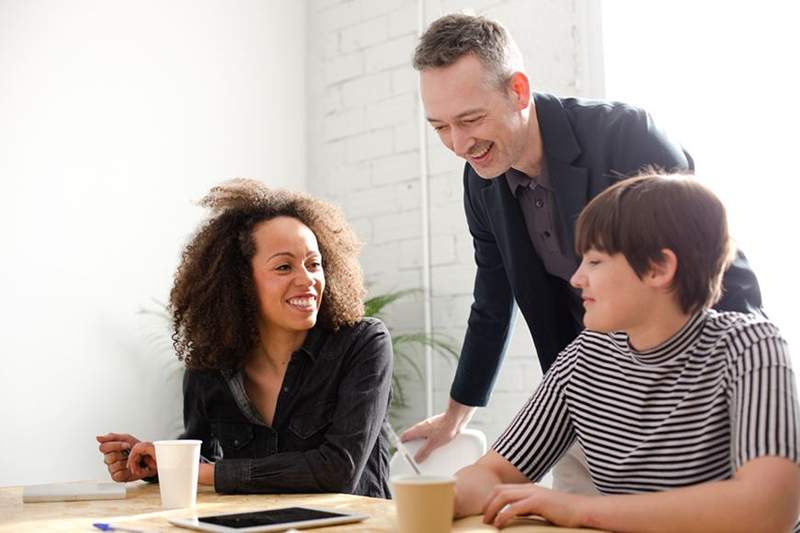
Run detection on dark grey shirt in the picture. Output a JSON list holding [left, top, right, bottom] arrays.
[[178, 318, 393, 497], [506, 164, 578, 282], [506, 164, 583, 322]]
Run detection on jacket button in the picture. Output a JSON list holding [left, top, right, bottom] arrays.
[[233, 439, 239, 446], [535, 199, 544, 208]]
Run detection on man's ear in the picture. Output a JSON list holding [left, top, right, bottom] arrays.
[[508, 71, 531, 110], [645, 249, 678, 290]]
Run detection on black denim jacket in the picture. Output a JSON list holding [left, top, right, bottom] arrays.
[[179, 318, 393, 497]]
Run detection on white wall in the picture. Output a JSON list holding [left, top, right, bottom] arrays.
[[306, 0, 600, 440], [0, 0, 306, 486], [602, 1, 800, 354]]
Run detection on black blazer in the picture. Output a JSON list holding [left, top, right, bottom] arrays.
[[451, 92, 762, 406]]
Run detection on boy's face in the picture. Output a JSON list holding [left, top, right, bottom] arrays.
[[570, 249, 658, 333]]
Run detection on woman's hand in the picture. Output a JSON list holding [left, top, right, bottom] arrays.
[[96, 433, 145, 481], [96, 433, 157, 481], [482, 483, 590, 529], [199, 462, 215, 486], [126, 441, 158, 479]]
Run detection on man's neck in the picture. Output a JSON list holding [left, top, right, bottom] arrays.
[[511, 102, 545, 177]]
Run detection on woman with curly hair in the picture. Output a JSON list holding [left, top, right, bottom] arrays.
[[96, 179, 393, 497]]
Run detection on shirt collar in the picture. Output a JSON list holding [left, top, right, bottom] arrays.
[[506, 161, 552, 198], [299, 324, 325, 362], [220, 324, 327, 380], [614, 310, 707, 366]]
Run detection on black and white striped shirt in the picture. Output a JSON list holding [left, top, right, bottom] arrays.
[[495, 310, 800, 496]]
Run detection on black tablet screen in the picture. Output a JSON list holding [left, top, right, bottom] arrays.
[[198, 507, 346, 528]]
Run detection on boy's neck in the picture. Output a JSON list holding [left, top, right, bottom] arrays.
[[626, 303, 694, 352]]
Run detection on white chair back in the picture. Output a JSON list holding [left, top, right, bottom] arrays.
[[389, 428, 487, 478]]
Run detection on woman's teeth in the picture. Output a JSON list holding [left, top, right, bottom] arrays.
[[288, 297, 315, 309]]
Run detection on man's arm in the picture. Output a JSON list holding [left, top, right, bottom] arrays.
[[716, 250, 762, 314], [609, 105, 694, 176], [400, 398, 477, 461], [451, 165, 517, 406], [402, 166, 515, 460]]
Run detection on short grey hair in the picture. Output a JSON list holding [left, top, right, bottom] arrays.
[[413, 14, 524, 88]]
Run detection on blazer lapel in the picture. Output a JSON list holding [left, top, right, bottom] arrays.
[[534, 92, 589, 253], [480, 175, 546, 297]]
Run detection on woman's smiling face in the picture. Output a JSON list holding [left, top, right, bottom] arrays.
[[250, 216, 325, 336]]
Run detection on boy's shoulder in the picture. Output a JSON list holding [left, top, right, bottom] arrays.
[[703, 310, 788, 368], [703, 309, 782, 343], [556, 328, 625, 369]]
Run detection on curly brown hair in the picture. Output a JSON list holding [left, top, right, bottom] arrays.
[[170, 178, 365, 370]]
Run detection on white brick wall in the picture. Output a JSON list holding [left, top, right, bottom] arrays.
[[307, 0, 600, 439]]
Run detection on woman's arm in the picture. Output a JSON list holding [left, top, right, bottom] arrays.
[[180, 369, 216, 484], [483, 456, 800, 533]]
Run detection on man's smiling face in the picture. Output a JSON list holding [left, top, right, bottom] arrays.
[[420, 53, 531, 179]]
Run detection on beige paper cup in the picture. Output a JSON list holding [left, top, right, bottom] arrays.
[[154, 440, 201, 509], [392, 475, 455, 533]]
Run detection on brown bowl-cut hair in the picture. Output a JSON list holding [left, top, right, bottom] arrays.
[[574, 172, 733, 314], [170, 179, 365, 370]]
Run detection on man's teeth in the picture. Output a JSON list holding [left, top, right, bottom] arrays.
[[470, 143, 491, 158], [288, 297, 315, 308]]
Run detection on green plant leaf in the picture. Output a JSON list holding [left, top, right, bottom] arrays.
[[364, 288, 461, 422], [363, 289, 419, 318]]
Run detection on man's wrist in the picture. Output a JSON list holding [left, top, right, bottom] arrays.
[[445, 399, 477, 428]]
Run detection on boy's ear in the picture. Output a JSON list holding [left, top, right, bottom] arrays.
[[645, 249, 678, 290]]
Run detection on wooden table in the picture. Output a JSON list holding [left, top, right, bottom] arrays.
[[0, 482, 605, 532]]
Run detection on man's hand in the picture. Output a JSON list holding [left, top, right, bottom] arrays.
[[400, 399, 477, 462]]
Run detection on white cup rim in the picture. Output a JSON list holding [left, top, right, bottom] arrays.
[[154, 440, 202, 446], [391, 475, 456, 485]]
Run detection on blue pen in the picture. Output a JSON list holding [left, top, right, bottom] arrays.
[[92, 523, 144, 532]]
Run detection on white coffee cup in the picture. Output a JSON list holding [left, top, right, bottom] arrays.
[[154, 440, 201, 509], [391, 475, 455, 533]]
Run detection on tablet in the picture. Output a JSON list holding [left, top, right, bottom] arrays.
[[169, 507, 369, 532]]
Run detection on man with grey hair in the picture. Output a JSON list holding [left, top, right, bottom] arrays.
[[401, 13, 762, 492]]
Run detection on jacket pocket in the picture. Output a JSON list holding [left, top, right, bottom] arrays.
[[212, 422, 254, 453], [288, 402, 335, 440]]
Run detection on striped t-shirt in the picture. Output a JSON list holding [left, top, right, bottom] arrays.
[[495, 310, 800, 496]]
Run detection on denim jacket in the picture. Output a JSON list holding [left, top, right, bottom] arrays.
[[179, 318, 393, 497]]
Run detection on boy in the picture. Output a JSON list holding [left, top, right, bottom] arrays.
[[454, 174, 800, 532]]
